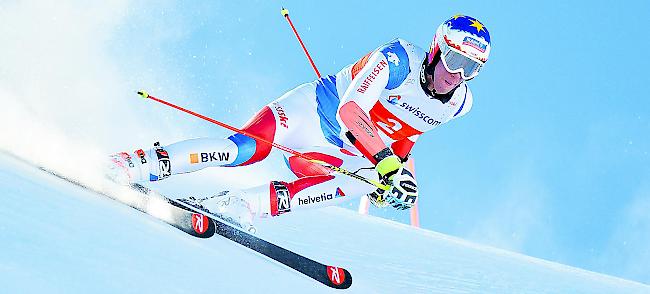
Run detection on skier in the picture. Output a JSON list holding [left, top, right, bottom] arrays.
[[108, 15, 491, 231]]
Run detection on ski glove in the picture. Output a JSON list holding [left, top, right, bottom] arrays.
[[367, 189, 389, 208], [372, 155, 419, 210], [382, 167, 418, 210], [375, 155, 402, 180]]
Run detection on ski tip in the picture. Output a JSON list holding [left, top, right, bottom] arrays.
[[280, 7, 289, 17], [136, 90, 149, 99], [190, 213, 217, 238], [326, 266, 352, 289]]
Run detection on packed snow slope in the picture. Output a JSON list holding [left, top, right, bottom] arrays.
[[1, 152, 648, 294]]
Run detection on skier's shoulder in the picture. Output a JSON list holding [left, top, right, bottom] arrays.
[[377, 38, 424, 53], [365, 38, 425, 89], [350, 38, 424, 73], [374, 38, 426, 63]]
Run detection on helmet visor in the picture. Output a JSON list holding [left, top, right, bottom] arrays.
[[440, 47, 483, 80]]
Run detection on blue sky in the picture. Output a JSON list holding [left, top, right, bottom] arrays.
[[2, 0, 649, 285]]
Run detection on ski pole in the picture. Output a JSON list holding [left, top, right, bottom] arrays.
[[137, 91, 389, 191], [281, 7, 321, 79]]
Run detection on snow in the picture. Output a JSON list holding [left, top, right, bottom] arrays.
[[1, 151, 649, 294]]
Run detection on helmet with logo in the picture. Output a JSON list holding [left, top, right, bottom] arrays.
[[426, 15, 491, 80]]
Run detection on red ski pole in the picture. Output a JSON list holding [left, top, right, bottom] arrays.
[[281, 7, 321, 79]]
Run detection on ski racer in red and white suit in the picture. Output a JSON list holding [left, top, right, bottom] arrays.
[[109, 15, 492, 229]]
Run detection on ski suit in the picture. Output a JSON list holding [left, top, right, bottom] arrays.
[[114, 38, 473, 218]]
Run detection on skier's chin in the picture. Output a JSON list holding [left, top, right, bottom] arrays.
[[432, 82, 455, 95]]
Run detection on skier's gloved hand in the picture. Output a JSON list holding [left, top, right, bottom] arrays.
[[381, 167, 418, 210], [374, 154, 402, 181], [367, 188, 389, 208], [373, 153, 418, 210]]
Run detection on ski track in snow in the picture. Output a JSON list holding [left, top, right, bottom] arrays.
[[1, 152, 649, 294]]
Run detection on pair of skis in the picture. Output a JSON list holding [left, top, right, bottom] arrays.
[[25, 158, 352, 289], [129, 184, 352, 289]]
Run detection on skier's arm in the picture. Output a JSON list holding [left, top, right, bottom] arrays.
[[391, 135, 418, 162], [334, 47, 419, 210], [338, 50, 392, 164], [339, 46, 423, 193], [340, 49, 392, 111]]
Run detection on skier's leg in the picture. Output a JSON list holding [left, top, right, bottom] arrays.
[[107, 105, 276, 183], [201, 146, 378, 226], [108, 82, 324, 184]]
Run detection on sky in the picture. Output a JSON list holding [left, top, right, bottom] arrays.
[[1, 0, 649, 285]]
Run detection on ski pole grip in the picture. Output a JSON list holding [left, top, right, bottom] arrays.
[[280, 7, 289, 17], [137, 90, 149, 99]]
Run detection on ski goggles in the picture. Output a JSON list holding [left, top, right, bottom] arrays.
[[439, 44, 483, 80]]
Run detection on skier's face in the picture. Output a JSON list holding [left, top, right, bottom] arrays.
[[431, 59, 463, 94]]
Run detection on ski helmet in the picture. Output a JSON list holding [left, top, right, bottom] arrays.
[[426, 15, 491, 80]]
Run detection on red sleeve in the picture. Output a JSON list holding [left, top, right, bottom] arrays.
[[391, 138, 415, 162]]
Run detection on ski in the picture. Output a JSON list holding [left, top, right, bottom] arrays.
[[129, 183, 216, 238], [212, 215, 352, 289], [169, 193, 353, 289], [30, 164, 217, 238], [8, 152, 352, 289]]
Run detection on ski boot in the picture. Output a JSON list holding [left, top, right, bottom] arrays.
[[106, 143, 171, 185], [106, 152, 142, 185], [182, 190, 257, 234]]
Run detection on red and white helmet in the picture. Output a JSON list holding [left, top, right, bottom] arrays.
[[427, 15, 491, 80]]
